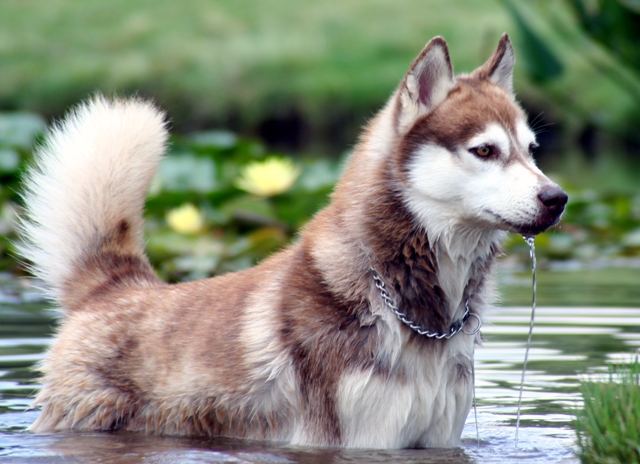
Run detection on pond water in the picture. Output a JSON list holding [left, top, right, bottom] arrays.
[[1, 266, 639, 463]]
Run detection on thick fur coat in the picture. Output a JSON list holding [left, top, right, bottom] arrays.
[[18, 34, 566, 448]]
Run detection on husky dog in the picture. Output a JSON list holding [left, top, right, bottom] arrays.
[[19, 34, 567, 448]]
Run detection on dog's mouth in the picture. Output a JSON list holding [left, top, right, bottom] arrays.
[[484, 209, 563, 235]]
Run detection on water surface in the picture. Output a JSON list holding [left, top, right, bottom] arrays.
[[1, 267, 639, 463]]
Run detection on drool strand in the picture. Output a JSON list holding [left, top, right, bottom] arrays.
[[515, 235, 537, 447]]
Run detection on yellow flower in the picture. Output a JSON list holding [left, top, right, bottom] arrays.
[[166, 203, 204, 234], [236, 157, 299, 197]]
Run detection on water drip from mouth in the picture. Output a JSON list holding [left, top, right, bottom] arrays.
[[515, 235, 537, 447]]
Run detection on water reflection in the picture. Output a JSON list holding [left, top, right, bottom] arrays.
[[1, 431, 479, 463], [0, 270, 639, 463]]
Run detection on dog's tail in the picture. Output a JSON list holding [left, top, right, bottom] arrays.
[[17, 96, 168, 310]]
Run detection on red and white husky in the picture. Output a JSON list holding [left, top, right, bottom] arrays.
[[19, 34, 566, 448]]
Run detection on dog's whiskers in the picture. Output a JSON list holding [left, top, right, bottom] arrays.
[[530, 114, 555, 137]]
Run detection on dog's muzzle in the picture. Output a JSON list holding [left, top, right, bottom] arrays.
[[535, 184, 568, 230], [537, 184, 568, 217], [520, 184, 568, 235]]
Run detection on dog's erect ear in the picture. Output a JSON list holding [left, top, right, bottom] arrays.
[[473, 33, 515, 94], [396, 36, 454, 133]]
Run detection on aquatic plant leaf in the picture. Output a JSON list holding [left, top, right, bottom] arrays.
[[0, 148, 20, 174], [219, 195, 277, 224], [187, 130, 238, 150], [159, 154, 218, 193]]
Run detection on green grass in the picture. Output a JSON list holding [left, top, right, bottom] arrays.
[[0, 1, 509, 126], [0, 0, 637, 146], [576, 360, 640, 463]]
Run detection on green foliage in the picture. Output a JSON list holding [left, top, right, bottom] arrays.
[[0, 113, 47, 271], [506, 189, 640, 262], [575, 360, 640, 463], [0, 112, 342, 280], [570, 0, 640, 71], [504, 0, 640, 136], [0, 111, 639, 282], [140, 136, 340, 280], [503, 0, 564, 84], [1, 0, 639, 146], [0, 0, 512, 138]]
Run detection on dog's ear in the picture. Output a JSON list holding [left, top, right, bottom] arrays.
[[473, 33, 515, 94], [396, 36, 454, 133]]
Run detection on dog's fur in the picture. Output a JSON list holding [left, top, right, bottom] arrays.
[[18, 34, 566, 448]]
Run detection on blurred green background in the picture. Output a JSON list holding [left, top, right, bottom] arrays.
[[0, 0, 639, 300]]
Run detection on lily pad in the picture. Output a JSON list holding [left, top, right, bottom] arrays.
[[0, 148, 20, 174], [187, 130, 237, 150], [0, 113, 45, 149], [158, 154, 218, 193]]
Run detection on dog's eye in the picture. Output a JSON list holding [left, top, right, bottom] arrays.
[[469, 144, 496, 158], [528, 142, 539, 156]]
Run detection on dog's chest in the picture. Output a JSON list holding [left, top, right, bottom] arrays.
[[336, 335, 475, 448], [436, 252, 472, 312]]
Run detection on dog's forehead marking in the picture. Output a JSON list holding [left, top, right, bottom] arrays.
[[467, 123, 510, 155]]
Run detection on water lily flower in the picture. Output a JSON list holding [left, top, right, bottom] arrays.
[[236, 157, 299, 197], [166, 203, 204, 234]]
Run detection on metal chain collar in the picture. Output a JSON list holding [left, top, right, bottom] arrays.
[[371, 268, 482, 340]]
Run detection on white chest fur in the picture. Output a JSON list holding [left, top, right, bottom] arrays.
[[336, 327, 475, 448]]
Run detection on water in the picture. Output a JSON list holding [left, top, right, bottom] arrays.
[[515, 236, 537, 446], [1, 268, 640, 463]]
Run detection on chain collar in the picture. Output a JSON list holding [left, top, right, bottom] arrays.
[[371, 268, 481, 340]]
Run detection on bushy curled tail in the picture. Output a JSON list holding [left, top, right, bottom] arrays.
[[17, 96, 168, 309]]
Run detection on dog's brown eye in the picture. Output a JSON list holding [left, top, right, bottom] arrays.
[[470, 144, 495, 158], [528, 142, 539, 155]]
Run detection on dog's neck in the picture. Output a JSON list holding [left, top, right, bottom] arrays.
[[313, 107, 503, 335], [361, 165, 500, 335]]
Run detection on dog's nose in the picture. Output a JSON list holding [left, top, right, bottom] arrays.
[[537, 185, 568, 212]]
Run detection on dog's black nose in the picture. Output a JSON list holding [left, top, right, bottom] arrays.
[[537, 185, 568, 212]]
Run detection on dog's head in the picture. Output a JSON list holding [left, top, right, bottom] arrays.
[[392, 34, 567, 236]]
